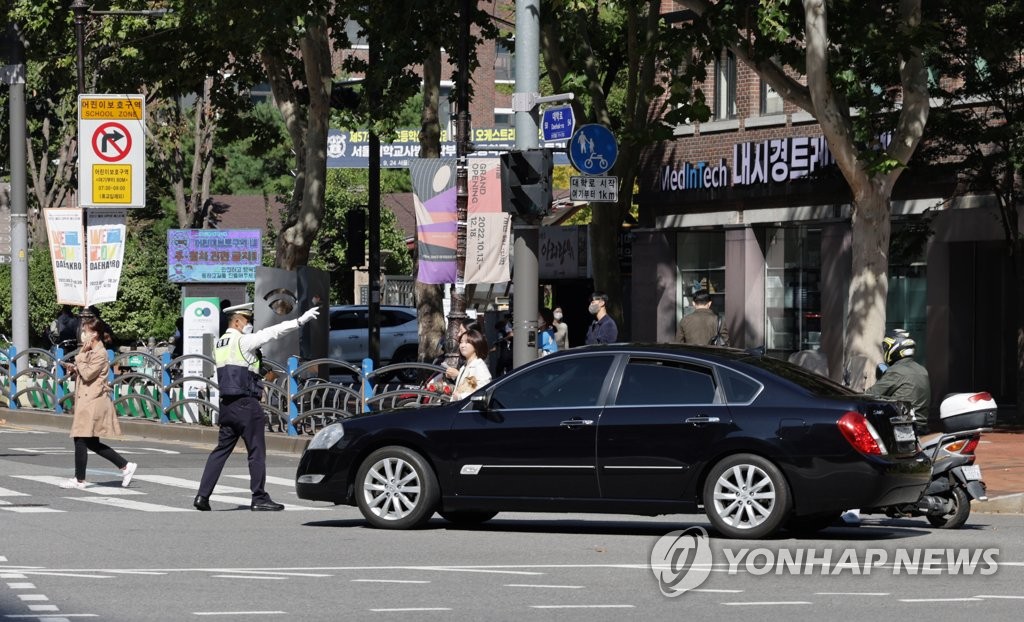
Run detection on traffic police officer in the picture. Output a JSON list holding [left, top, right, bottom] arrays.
[[194, 302, 320, 511]]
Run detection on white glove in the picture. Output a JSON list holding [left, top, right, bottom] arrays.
[[298, 307, 320, 326]]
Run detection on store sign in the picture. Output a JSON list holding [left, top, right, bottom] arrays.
[[655, 133, 842, 193]]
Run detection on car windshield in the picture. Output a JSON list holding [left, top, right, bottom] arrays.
[[739, 355, 857, 397]]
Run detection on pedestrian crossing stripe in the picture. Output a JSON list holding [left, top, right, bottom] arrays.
[[13, 475, 144, 495], [2, 474, 329, 513], [71, 497, 192, 512]]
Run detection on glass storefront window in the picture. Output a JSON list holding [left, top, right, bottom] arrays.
[[765, 227, 822, 359], [676, 231, 726, 325]]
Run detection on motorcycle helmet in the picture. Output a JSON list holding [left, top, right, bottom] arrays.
[[882, 328, 915, 365]]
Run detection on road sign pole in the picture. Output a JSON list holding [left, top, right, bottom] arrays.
[[512, 0, 541, 369], [4, 23, 30, 352]]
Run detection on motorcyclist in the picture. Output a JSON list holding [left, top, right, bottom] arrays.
[[843, 328, 931, 526], [866, 329, 931, 435]]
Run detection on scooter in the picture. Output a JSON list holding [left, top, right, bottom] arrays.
[[865, 392, 996, 529]]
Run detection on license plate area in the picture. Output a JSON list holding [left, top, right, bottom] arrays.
[[893, 424, 916, 442], [960, 465, 982, 481]]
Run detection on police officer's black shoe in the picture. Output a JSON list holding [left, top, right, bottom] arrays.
[[251, 499, 285, 511], [193, 495, 211, 511]]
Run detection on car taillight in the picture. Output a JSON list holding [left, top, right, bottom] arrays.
[[838, 412, 887, 455], [967, 392, 993, 403], [944, 436, 980, 455]]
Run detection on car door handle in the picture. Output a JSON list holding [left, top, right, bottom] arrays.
[[685, 416, 720, 424], [560, 418, 594, 428]]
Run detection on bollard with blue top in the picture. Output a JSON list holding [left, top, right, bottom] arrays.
[[159, 351, 172, 423], [54, 345, 67, 414], [362, 358, 374, 413], [286, 356, 300, 436]]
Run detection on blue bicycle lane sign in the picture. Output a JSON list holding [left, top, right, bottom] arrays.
[[568, 124, 618, 175]]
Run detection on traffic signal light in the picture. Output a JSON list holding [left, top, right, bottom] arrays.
[[500, 149, 553, 218], [345, 208, 366, 266]]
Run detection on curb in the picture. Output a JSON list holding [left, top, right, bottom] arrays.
[[0, 407, 310, 455], [973, 493, 1024, 515]]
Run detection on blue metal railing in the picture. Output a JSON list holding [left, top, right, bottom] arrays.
[[0, 344, 449, 436]]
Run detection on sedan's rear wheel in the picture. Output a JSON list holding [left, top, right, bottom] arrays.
[[703, 453, 791, 539], [355, 446, 439, 529]]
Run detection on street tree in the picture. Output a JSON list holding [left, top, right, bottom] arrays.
[[540, 0, 708, 337], [923, 1, 1024, 421], [671, 0, 935, 381]]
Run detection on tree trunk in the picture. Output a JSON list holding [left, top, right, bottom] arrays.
[[415, 44, 447, 363], [270, 21, 332, 270], [845, 184, 891, 391]]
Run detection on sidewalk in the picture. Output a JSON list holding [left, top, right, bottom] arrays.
[[973, 428, 1024, 514], [1, 406, 1021, 513]]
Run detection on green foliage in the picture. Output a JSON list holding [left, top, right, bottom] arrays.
[[309, 169, 413, 304], [0, 249, 59, 345]]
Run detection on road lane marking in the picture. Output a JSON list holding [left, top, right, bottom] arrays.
[[530, 605, 634, 609], [6, 583, 35, 589], [369, 608, 452, 612], [352, 579, 431, 584], [219, 571, 332, 578], [689, 588, 743, 593], [12, 476, 143, 495], [414, 567, 544, 575], [0, 486, 29, 497], [70, 497, 192, 512], [17, 595, 48, 601], [504, 584, 585, 589], [817, 592, 890, 596], [722, 602, 811, 606], [193, 612, 286, 616], [976, 595, 1024, 599], [27, 605, 59, 612], [212, 575, 287, 580], [899, 598, 983, 602], [206, 493, 328, 512]]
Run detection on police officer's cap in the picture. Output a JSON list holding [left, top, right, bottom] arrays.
[[223, 302, 254, 319]]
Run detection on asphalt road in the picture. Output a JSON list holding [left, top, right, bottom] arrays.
[[2, 425, 1023, 621]]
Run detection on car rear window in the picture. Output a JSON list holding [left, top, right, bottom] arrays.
[[740, 355, 857, 397]]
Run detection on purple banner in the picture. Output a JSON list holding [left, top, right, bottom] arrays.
[[410, 159, 457, 284], [167, 229, 262, 283]]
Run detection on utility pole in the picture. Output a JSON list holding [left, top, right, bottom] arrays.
[[2, 23, 29, 353], [368, 32, 381, 366], [444, 0, 473, 366], [511, 0, 540, 367]]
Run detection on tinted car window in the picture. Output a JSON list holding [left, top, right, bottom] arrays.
[[717, 366, 763, 403], [330, 310, 367, 331], [740, 355, 855, 397], [489, 355, 613, 409], [615, 358, 718, 406], [380, 310, 415, 327]]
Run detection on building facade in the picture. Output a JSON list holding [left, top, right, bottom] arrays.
[[632, 51, 1019, 417]]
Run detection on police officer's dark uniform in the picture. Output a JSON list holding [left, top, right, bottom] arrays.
[[194, 303, 319, 511]]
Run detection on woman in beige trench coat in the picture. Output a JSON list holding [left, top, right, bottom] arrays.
[[60, 317, 137, 489]]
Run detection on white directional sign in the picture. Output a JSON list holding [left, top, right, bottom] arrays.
[[78, 94, 146, 208], [570, 175, 619, 202]]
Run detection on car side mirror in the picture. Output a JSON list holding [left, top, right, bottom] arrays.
[[469, 394, 489, 411]]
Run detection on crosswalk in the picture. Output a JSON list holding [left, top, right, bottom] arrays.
[[0, 473, 331, 514]]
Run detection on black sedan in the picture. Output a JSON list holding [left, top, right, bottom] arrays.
[[296, 345, 930, 538]]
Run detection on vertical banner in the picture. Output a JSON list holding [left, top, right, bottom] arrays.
[[44, 208, 87, 305], [182, 297, 221, 424], [465, 157, 512, 284], [410, 158, 457, 284], [86, 208, 127, 305]]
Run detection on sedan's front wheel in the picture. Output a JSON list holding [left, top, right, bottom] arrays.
[[703, 453, 791, 539], [355, 446, 439, 529]]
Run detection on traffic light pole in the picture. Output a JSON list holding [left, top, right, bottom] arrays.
[[3, 24, 29, 353], [511, 0, 540, 368]]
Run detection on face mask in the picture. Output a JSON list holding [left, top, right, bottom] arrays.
[[242, 324, 254, 334], [588, 302, 600, 315], [553, 312, 563, 320]]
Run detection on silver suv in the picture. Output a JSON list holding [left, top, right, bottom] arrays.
[[327, 305, 418, 369]]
